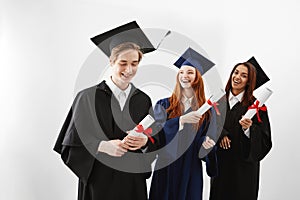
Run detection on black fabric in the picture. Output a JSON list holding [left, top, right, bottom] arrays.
[[90, 21, 155, 57], [209, 97, 272, 200], [54, 81, 160, 200]]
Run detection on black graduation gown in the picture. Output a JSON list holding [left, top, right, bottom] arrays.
[[54, 81, 159, 200], [209, 98, 272, 200]]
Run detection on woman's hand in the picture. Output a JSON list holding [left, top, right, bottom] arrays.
[[239, 117, 252, 130], [202, 136, 216, 149], [180, 111, 202, 125], [219, 136, 231, 149]]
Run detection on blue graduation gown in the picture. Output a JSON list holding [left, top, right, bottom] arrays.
[[149, 98, 218, 200]]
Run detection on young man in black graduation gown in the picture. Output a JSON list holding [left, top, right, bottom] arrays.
[[54, 21, 160, 200], [209, 57, 272, 200]]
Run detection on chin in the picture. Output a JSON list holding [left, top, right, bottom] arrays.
[[180, 83, 192, 89], [120, 80, 129, 85], [120, 75, 130, 80]]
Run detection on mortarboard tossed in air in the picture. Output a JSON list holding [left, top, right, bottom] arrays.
[[174, 47, 215, 75], [247, 56, 270, 89], [90, 21, 156, 57]]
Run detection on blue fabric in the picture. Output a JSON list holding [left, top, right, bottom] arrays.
[[173, 47, 215, 75], [182, 58, 204, 74], [149, 98, 218, 200]]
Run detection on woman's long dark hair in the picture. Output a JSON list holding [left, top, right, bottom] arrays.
[[225, 62, 257, 106]]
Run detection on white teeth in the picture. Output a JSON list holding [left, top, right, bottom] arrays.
[[122, 73, 130, 78], [181, 80, 190, 83]]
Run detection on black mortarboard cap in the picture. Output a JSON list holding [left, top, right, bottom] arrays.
[[90, 21, 155, 57], [247, 56, 270, 89], [174, 47, 215, 75]]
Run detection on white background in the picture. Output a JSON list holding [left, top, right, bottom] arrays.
[[1, 0, 300, 199]]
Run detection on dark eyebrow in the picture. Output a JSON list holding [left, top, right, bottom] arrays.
[[234, 69, 248, 75]]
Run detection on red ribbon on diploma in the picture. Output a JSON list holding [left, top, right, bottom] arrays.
[[135, 124, 155, 144], [207, 99, 221, 115], [247, 100, 267, 123]]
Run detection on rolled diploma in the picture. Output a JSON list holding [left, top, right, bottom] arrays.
[[196, 102, 211, 115], [242, 87, 273, 120], [196, 89, 225, 115], [127, 114, 155, 138]]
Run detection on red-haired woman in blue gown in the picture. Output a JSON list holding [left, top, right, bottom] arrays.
[[149, 48, 218, 200]]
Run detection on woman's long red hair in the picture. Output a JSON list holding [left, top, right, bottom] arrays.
[[166, 69, 211, 130]]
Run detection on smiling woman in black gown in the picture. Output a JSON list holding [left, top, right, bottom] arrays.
[[209, 58, 272, 200]]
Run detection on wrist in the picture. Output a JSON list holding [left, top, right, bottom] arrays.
[[242, 126, 248, 131], [180, 116, 185, 125], [141, 138, 148, 149], [98, 141, 107, 152]]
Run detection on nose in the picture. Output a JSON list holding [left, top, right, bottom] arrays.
[[182, 72, 189, 78], [234, 73, 241, 80], [125, 65, 133, 74]]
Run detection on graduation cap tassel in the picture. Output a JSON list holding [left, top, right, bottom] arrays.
[[156, 30, 171, 49]]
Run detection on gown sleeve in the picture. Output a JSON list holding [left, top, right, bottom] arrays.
[[153, 98, 182, 159], [53, 107, 73, 154], [153, 99, 181, 144], [241, 106, 272, 162], [53, 90, 101, 184], [216, 96, 230, 141], [198, 108, 218, 177]]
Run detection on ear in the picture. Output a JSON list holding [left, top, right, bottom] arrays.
[[109, 59, 114, 67]]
